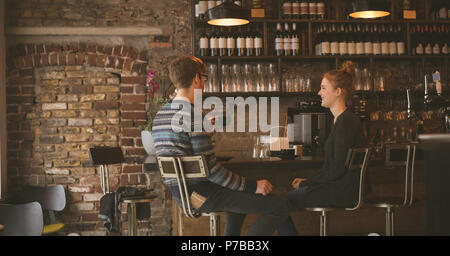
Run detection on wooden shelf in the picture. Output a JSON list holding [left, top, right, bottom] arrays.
[[199, 55, 449, 61], [203, 92, 320, 97]]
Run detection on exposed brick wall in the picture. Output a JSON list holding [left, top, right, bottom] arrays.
[[5, 42, 156, 235]]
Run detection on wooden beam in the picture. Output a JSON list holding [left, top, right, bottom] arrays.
[[0, 0, 7, 199], [5, 27, 163, 36]]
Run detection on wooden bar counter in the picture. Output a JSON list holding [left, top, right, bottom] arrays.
[[172, 157, 426, 236]]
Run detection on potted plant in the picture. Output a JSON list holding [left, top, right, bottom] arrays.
[[139, 69, 174, 156]]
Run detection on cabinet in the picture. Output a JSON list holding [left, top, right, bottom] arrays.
[[190, 0, 450, 96]]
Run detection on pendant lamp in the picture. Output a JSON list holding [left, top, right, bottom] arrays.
[[206, 0, 250, 26], [350, 0, 391, 19]]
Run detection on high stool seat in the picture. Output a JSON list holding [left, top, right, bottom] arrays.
[[366, 143, 417, 236], [302, 147, 372, 236], [122, 196, 156, 236], [157, 155, 222, 236]]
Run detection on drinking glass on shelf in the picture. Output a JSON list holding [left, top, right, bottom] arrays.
[[354, 66, 362, 91], [244, 64, 254, 92], [304, 76, 312, 92], [232, 64, 241, 92], [221, 64, 230, 92], [207, 64, 219, 92], [362, 68, 372, 91]]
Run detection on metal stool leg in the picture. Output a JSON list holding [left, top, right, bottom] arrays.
[[128, 203, 137, 236], [320, 211, 327, 236], [209, 214, 220, 236], [386, 207, 394, 236]]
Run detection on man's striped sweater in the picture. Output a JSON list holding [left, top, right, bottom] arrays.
[[152, 99, 256, 193]]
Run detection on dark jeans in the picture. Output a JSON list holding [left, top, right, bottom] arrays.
[[170, 184, 291, 236], [224, 186, 309, 236]]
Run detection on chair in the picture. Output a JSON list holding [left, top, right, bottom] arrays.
[[18, 185, 66, 235], [89, 146, 154, 236], [366, 143, 417, 236], [157, 155, 221, 236], [303, 147, 372, 236], [88, 147, 125, 195], [0, 202, 44, 236]]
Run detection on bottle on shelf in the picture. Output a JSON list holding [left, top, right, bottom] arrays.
[[388, 25, 397, 55], [245, 25, 255, 57], [314, 25, 322, 55], [283, 0, 293, 19], [373, 25, 381, 55], [309, 0, 317, 20], [198, 0, 208, 21], [284, 23, 292, 56], [291, 23, 300, 56], [381, 25, 389, 56], [210, 29, 219, 57], [321, 24, 331, 56], [219, 27, 227, 57], [364, 25, 373, 56], [255, 26, 263, 56], [199, 27, 209, 57], [227, 27, 236, 56], [317, 1, 326, 20], [330, 24, 339, 56], [339, 32, 348, 56], [396, 24, 406, 55], [356, 25, 364, 56], [347, 24, 356, 56], [292, 0, 301, 19], [300, 0, 309, 19], [237, 27, 246, 57], [275, 23, 284, 56]]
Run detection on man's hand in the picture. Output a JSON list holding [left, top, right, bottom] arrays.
[[256, 180, 273, 196], [291, 178, 307, 190]]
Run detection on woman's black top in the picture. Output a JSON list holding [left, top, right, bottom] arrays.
[[300, 108, 368, 208]]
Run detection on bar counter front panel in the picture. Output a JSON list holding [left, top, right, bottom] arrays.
[[172, 157, 426, 236]]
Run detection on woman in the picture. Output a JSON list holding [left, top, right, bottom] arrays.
[[276, 61, 368, 235]]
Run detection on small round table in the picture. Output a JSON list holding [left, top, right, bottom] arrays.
[[122, 196, 156, 236]]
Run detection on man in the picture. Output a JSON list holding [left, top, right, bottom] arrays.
[[152, 56, 290, 236]]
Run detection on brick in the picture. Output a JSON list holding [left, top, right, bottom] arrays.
[[83, 193, 103, 202], [69, 203, 95, 212], [52, 110, 77, 118], [79, 110, 106, 118], [62, 127, 80, 134], [42, 103, 67, 110], [121, 103, 145, 111], [54, 176, 76, 184], [39, 136, 65, 144], [93, 134, 117, 142], [45, 168, 70, 175], [7, 96, 34, 104], [35, 145, 55, 152], [68, 103, 92, 110], [79, 176, 100, 186], [80, 94, 106, 102], [65, 134, 91, 142], [126, 148, 146, 156], [41, 119, 67, 127], [93, 101, 119, 110], [37, 127, 58, 135], [121, 111, 147, 120], [121, 95, 145, 103], [93, 86, 120, 93], [69, 151, 90, 159], [53, 159, 81, 168], [82, 126, 107, 134], [68, 118, 93, 126], [122, 128, 141, 137], [123, 59, 133, 72], [94, 118, 119, 125], [41, 71, 65, 80], [121, 138, 134, 146], [122, 165, 142, 174], [40, 79, 59, 86], [57, 95, 78, 102], [66, 71, 87, 78]]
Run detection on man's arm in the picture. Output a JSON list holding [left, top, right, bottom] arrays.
[[189, 131, 257, 193]]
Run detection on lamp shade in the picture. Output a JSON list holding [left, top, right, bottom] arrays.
[[350, 0, 391, 19], [206, 0, 250, 26]]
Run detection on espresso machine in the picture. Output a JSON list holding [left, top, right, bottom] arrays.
[[287, 101, 331, 156]]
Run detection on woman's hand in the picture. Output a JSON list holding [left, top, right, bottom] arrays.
[[256, 180, 273, 196], [291, 178, 307, 190]]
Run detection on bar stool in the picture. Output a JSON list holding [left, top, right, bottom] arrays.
[[303, 147, 372, 236], [157, 155, 221, 236], [89, 147, 154, 236], [365, 143, 417, 236]]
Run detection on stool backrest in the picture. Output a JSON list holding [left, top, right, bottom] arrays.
[[157, 155, 209, 218], [345, 147, 372, 211], [384, 143, 417, 207], [88, 147, 124, 194], [0, 202, 43, 236]]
